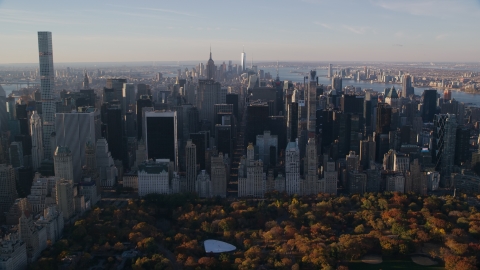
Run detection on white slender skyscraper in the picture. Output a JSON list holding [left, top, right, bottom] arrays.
[[30, 111, 44, 171], [38, 32, 56, 160], [241, 47, 246, 72]]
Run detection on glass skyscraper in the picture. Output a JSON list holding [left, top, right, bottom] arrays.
[[38, 31, 55, 159]]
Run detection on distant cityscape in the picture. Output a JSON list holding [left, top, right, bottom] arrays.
[[1, 31, 480, 269]]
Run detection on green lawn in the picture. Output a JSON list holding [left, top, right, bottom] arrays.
[[348, 259, 444, 270]]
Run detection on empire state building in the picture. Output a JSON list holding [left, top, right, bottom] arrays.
[[206, 49, 216, 80]]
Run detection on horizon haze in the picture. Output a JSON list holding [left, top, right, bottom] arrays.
[[1, 0, 480, 64]]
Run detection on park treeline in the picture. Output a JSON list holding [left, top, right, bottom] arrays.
[[30, 191, 480, 270]]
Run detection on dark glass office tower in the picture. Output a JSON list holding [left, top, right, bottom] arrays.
[[287, 102, 298, 142], [136, 95, 153, 140], [267, 116, 286, 152], [105, 107, 124, 162], [333, 111, 351, 157], [341, 94, 364, 115], [226, 93, 239, 120], [106, 78, 127, 102], [422, 89, 438, 123], [137, 84, 151, 100], [215, 125, 232, 158], [375, 103, 393, 162], [190, 132, 208, 170], [455, 126, 470, 166], [145, 111, 178, 168], [245, 102, 270, 146], [402, 75, 414, 98], [376, 103, 392, 134]]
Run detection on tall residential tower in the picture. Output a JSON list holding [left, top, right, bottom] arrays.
[[38, 31, 55, 159]]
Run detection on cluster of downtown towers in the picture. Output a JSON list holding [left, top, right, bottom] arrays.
[[1, 32, 476, 205]]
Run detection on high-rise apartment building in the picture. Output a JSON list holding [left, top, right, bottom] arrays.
[[303, 138, 321, 195], [238, 143, 266, 198], [0, 164, 17, 221], [210, 153, 227, 198], [256, 131, 278, 169], [54, 146, 74, 181], [307, 71, 317, 133], [0, 232, 28, 270], [324, 159, 337, 195], [55, 179, 75, 220], [285, 141, 300, 195], [145, 111, 178, 168], [38, 32, 56, 160], [18, 211, 47, 263], [196, 170, 211, 198], [55, 111, 96, 182], [95, 139, 117, 187]]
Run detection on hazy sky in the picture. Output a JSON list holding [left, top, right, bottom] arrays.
[[1, 0, 479, 64]]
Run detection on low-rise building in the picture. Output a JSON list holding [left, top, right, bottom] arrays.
[[0, 232, 27, 270]]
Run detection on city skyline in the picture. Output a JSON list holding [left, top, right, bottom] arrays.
[[1, 0, 480, 64]]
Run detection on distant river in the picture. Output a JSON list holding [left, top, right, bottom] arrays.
[[263, 67, 480, 107]]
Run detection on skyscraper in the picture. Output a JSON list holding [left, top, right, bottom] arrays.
[[210, 153, 227, 198], [287, 102, 299, 142], [83, 70, 89, 89], [0, 164, 17, 221], [324, 159, 337, 195], [196, 79, 225, 132], [422, 89, 438, 123], [55, 179, 75, 220], [185, 140, 196, 192], [241, 47, 246, 72], [307, 70, 317, 133], [0, 85, 7, 133], [328, 64, 333, 78], [38, 32, 56, 160], [136, 95, 153, 140], [206, 49, 216, 80], [145, 111, 178, 168], [432, 114, 457, 187], [285, 141, 300, 195], [106, 79, 127, 103], [55, 111, 96, 182], [332, 75, 342, 93], [54, 146, 74, 181], [402, 75, 414, 98], [122, 83, 135, 116], [95, 138, 117, 187], [104, 106, 125, 163], [303, 137, 320, 195], [30, 112, 43, 171]]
